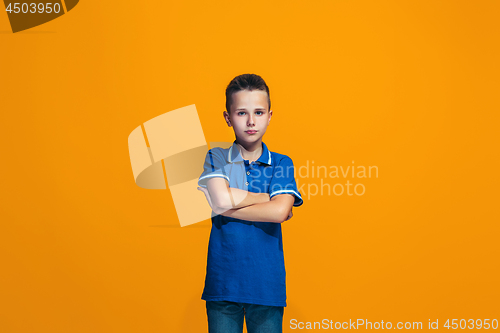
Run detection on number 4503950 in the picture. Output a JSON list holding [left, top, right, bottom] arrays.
[[6, 3, 62, 14], [444, 319, 498, 329]]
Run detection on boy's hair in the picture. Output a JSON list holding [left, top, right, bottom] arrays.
[[225, 74, 271, 114]]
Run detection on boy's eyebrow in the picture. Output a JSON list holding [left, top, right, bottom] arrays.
[[235, 108, 267, 111]]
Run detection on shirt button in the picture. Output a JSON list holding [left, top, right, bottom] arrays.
[[245, 181, 249, 186], [247, 171, 250, 175]]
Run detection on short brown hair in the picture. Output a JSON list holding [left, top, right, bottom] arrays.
[[225, 74, 271, 113]]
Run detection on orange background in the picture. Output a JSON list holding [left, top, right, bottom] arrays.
[[1, 1, 499, 332]]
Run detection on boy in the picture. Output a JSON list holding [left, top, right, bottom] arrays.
[[197, 74, 303, 333]]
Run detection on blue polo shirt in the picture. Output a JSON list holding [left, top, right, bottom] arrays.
[[198, 140, 303, 307]]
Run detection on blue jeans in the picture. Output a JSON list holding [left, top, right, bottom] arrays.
[[206, 301, 284, 333]]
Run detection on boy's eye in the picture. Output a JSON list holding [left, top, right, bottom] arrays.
[[256, 111, 263, 115], [238, 112, 246, 116]]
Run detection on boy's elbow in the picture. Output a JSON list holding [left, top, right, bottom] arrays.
[[270, 194, 295, 223], [206, 178, 233, 209], [274, 206, 289, 223]]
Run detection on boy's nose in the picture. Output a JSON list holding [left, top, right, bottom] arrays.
[[247, 115, 255, 125]]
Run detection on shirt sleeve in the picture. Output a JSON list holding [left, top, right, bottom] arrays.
[[198, 148, 230, 188], [269, 156, 303, 207]]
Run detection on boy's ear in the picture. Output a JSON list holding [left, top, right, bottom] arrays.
[[223, 111, 232, 127], [268, 109, 272, 124]]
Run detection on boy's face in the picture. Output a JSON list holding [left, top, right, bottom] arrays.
[[223, 89, 272, 145]]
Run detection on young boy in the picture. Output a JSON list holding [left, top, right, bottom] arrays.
[[197, 73, 303, 333]]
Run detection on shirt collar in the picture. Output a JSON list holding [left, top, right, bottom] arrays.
[[227, 140, 272, 165]]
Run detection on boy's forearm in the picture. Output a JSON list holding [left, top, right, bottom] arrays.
[[219, 200, 287, 223], [226, 188, 270, 209]]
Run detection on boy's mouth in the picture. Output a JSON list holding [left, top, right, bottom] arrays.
[[245, 130, 257, 134]]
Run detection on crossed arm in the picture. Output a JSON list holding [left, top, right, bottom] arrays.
[[197, 177, 295, 223]]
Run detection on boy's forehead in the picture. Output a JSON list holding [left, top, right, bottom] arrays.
[[231, 90, 269, 110]]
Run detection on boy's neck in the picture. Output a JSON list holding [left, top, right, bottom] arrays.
[[235, 138, 263, 163]]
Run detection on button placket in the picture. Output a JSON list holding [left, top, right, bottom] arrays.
[[245, 165, 250, 186]]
